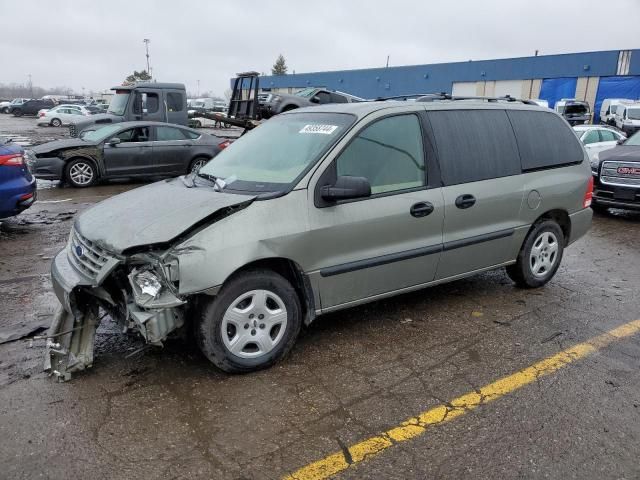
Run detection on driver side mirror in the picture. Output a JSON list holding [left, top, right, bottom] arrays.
[[108, 137, 121, 146], [310, 96, 321, 104], [321, 176, 371, 201], [617, 138, 626, 145]]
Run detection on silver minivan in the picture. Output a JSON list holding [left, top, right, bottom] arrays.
[[46, 99, 593, 380]]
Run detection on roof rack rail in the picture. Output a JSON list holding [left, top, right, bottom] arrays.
[[372, 92, 538, 105], [415, 92, 539, 105]]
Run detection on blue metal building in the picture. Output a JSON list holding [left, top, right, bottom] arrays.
[[247, 49, 640, 122]]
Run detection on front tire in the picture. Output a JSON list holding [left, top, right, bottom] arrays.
[[507, 220, 564, 288], [196, 269, 302, 373], [13, 109, 23, 117], [65, 158, 97, 188]]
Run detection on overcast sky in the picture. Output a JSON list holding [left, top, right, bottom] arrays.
[[1, 0, 638, 97]]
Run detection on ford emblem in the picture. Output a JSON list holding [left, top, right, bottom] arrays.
[[75, 245, 85, 258]]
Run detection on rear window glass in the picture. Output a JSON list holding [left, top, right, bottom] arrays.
[[507, 110, 584, 171], [428, 109, 520, 185]]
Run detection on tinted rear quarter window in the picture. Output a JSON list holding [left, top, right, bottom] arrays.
[[507, 110, 584, 171], [428, 109, 520, 185]]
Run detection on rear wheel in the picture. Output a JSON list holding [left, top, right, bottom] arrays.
[[189, 156, 210, 174], [50, 118, 62, 127], [196, 269, 302, 373], [507, 220, 564, 288], [65, 158, 97, 188]]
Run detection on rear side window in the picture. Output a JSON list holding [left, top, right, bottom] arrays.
[[428, 110, 520, 185], [166, 92, 184, 112], [156, 126, 188, 141], [507, 110, 584, 171]]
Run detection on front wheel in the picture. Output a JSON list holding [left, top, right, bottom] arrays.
[[65, 158, 97, 187], [196, 269, 302, 373], [506, 220, 564, 288], [13, 109, 23, 117]]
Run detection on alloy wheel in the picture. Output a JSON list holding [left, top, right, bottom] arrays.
[[69, 162, 94, 186]]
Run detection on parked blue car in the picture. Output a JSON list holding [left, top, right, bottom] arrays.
[[0, 138, 37, 219]]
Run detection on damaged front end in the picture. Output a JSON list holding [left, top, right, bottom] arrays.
[[45, 227, 187, 381]]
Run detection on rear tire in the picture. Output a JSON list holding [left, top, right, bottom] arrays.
[[188, 156, 210, 174], [65, 158, 97, 188], [51, 118, 62, 127], [196, 269, 302, 373], [507, 220, 564, 288]]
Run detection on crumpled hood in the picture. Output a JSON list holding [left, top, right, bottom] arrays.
[[599, 146, 640, 162], [32, 138, 95, 155], [75, 178, 255, 254]]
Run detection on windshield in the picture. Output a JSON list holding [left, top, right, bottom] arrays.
[[82, 124, 124, 142], [295, 88, 318, 98], [564, 104, 589, 116], [624, 131, 640, 146], [107, 92, 130, 116], [199, 112, 355, 193], [627, 108, 640, 120]]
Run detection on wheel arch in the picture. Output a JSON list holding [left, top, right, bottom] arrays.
[[225, 257, 317, 325], [530, 209, 571, 246]]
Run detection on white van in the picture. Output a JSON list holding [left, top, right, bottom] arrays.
[[600, 98, 634, 125], [614, 103, 640, 136]]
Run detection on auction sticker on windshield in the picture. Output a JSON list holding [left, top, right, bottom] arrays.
[[299, 124, 338, 134]]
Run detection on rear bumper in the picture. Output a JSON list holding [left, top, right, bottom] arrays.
[[0, 175, 37, 219], [568, 208, 592, 245], [33, 156, 65, 180]]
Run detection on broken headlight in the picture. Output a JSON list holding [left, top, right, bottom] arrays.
[[134, 270, 162, 298]]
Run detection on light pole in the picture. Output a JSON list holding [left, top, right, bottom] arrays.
[[27, 74, 33, 97], [197, 79, 200, 97], [143, 38, 151, 76]]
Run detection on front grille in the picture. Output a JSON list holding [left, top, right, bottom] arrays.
[[601, 161, 640, 187], [69, 124, 77, 137], [68, 228, 112, 279]]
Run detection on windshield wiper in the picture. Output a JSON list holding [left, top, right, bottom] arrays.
[[197, 172, 226, 191]]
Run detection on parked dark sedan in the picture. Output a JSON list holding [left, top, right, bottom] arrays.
[[591, 131, 640, 211], [28, 121, 230, 187]]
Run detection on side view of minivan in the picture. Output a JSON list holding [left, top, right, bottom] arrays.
[[45, 97, 593, 380], [600, 98, 634, 126]]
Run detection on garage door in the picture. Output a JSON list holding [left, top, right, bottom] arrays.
[[593, 76, 640, 123], [493, 80, 523, 98], [452, 82, 477, 97], [539, 77, 577, 109]]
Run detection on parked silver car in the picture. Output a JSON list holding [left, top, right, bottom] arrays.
[[45, 99, 593, 380]]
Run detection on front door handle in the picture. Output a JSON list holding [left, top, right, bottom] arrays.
[[455, 194, 476, 209], [410, 201, 434, 218]]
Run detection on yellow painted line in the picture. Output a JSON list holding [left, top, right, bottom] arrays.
[[284, 319, 640, 480]]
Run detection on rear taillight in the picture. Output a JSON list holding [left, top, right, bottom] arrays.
[[584, 176, 594, 208], [0, 154, 24, 166], [38, 112, 44, 117], [218, 140, 231, 150]]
